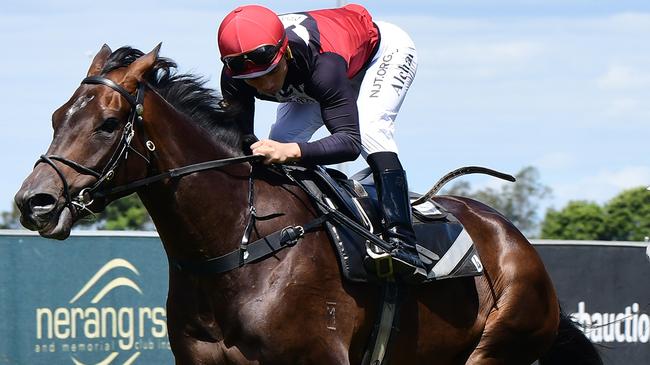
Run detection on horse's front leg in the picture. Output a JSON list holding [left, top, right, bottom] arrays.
[[165, 280, 235, 364], [169, 336, 228, 365], [166, 310, 232, 365]]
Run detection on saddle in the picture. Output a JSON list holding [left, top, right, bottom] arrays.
[[282, 165, 484, 283]]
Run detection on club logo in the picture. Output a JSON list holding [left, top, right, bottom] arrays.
[[34, 258, 168, 364]]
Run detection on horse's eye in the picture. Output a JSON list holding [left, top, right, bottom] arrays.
[[97, 118, 120, 133]]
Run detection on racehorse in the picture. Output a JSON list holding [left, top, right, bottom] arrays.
[[15, 45, 602, 365]]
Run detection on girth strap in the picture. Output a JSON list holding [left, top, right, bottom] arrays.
[[169, 214, 330, 275]]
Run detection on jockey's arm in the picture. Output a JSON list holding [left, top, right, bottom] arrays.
[[297, 53, 362, 165]]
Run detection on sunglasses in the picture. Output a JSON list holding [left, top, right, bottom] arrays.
[[222, 38, 284, 74]]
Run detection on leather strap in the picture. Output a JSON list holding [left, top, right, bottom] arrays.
[[38, 155, 102, 178], [83, 76, 137, 106], [93, 154, 263, 198], [282, 166, 395, 253], [169, 214, 329, 275]]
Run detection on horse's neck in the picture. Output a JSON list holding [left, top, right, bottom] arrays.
[[140, 93, 231, 169], [137, 93, 250, 260]]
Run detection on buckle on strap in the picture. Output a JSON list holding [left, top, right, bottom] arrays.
[[375, 254, 394, 279], [280, 225, 305, 246]]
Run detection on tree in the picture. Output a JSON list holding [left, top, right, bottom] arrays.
[[444, 166, 552, 237], [83, 193, 153, 230], [603, 187, 650, 241], [539, 186, 650, 241], [540, 201, 607, 240], [0, 203, 21, 229]]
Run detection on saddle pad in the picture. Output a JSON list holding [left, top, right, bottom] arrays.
[[325, 207, 484, 283], [414, 222, 483, 280]]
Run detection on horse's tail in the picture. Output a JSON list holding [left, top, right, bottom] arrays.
[[538, 311, 603, 365]]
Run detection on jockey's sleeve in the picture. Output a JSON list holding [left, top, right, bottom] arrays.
[[299, 53, 362, 165], [220, 68, 255, 135]]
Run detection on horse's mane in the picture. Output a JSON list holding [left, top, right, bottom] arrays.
[[100, 46, 244, 153]]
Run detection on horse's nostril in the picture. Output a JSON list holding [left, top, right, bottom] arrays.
[[28, 193, 58, 216]]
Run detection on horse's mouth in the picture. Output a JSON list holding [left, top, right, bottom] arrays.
[[21, 205, 75, 240]]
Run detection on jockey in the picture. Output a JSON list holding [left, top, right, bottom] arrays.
[[218, 4, 422, 272]]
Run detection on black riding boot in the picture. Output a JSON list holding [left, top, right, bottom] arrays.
[[367, 152, 424, 272]]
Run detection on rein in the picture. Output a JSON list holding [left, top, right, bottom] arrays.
[[93, 154, 263, 198]]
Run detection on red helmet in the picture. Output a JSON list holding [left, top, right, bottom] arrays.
[[218, 5, 288, 79]]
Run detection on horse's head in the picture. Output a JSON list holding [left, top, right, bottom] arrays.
[[14, 44, 162, 239]]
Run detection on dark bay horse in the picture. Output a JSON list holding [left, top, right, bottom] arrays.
[[15, 45, 601, 364]]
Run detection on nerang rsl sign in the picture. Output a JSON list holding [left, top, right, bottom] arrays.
[[0, 231, 174, 364]]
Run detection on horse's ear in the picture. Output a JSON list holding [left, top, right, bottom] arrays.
[[121, 43, 162, 91], [86, 44, 112, 77]]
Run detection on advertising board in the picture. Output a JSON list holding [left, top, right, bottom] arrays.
[[1, 232, 648, 364], [533, 240, 650, 364], [0, 231, 174, 364]]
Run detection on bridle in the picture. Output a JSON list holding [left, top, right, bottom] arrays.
[[35, 76, 150, 214], [35, 75, 261, 215]]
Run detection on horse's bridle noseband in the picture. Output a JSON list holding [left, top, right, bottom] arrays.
[[35, 75, 261, 215]]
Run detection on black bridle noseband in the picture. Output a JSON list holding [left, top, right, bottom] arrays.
[[35, 75, 261, 215]]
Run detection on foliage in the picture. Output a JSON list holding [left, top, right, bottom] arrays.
[[541, 201, 607, 240], [603, 187, 650, 241], [444, 166, 552, 237], [79, 193, 153, 230], [540, 186, 650, 241]]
